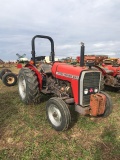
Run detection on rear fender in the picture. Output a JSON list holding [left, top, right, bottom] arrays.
[[25, 64, 42, 90], [94, 66, 106, 76]]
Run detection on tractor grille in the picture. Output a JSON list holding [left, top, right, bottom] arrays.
[[80, 71, 101, 106]]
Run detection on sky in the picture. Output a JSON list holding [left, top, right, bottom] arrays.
[[0, 0, 120, 61]]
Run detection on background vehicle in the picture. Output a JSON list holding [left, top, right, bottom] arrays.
[[0, 68, 17, 86], [76, 55, 108, 65], [18, 35, 112, 131], [103, 58, 119, 65], [95, 63, 120, 92], [60, 57, 72, 63], [117, 58, 120, 65]]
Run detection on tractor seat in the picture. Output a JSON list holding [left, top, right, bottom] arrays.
[[40, 63, 52, 73]]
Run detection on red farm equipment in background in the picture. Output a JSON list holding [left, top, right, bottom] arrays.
[[18, 35, 113, 131], [76, 55, 108, 65], [98, 63, 120, 92]]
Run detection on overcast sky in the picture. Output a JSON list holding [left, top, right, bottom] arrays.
[[0, 0, 120, 61]]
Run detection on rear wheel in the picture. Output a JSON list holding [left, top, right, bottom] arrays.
[[18, 68, 40, 104], [100, 91, 113, 117], [46, 97, 71, 131], [2, 72, 17, 86]]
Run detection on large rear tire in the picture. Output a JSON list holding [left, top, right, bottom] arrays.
[[18, 68, 40, 104], [46, 97, 71, 131], [100, 91, 113, 117]]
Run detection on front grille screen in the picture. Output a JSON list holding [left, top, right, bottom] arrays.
[[80, 71, 100, 106]]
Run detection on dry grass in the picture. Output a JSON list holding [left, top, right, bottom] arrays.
[[0, 66, 120, 160]]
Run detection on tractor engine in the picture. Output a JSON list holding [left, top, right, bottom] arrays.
[[45, 76, 72, 97]]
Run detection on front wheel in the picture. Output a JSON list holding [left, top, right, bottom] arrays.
[[46, 97, 71, 131], [100, 91, 113, 117]]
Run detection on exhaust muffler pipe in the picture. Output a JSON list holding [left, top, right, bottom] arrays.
[[80, 42, 85, 67]]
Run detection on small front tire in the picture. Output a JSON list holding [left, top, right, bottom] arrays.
[[100, 91, 113, 117], [46, 97, 71, 131]]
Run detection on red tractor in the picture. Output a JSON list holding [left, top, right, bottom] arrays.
[[18, 35, 113, 131], [93, 63, 120, 92]]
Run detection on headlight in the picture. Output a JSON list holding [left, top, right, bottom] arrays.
[[94, 88, 98, 93], [84, 88, 88, 94]]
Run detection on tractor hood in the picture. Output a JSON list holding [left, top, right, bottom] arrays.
[[52, 62, 87, 81]]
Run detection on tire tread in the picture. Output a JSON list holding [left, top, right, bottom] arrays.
[[18, 68, 40, 104]]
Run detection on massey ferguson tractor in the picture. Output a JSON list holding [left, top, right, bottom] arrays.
[[18, 35, 113, 131]]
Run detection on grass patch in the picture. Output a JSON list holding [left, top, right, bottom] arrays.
[[92, 125, 120, 160]]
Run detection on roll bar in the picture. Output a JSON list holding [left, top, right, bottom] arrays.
[[31, 35, 55, 66]]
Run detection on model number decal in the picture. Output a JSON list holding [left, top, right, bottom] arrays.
[[56, 72, 79, 80]]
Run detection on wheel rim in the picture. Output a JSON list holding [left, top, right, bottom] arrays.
[[6, 76, 15, 84], [19, 75, 26, 99], [48, 104, 62, 127]]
